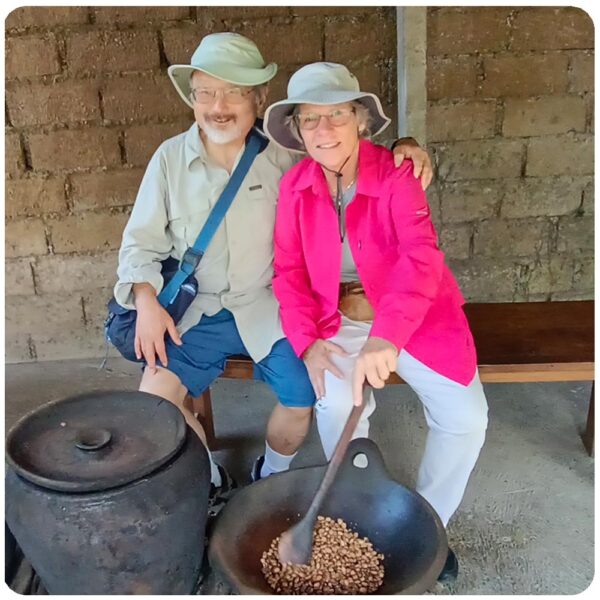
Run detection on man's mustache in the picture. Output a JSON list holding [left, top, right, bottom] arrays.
[[205, 114, 237, 121]]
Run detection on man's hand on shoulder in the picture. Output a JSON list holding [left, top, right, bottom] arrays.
[[391, 137, 434, 191]]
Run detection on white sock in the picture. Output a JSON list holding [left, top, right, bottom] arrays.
[[260, 441, 297, 478], [208, 452, 222, 487]]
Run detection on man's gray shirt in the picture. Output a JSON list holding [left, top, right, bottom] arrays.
[[115, 123, 299, 363]]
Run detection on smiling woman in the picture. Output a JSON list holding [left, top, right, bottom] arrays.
[[262, 61, 489, 582]]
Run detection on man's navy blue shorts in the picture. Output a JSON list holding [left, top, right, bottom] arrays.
[[158, 309, 316, 408]]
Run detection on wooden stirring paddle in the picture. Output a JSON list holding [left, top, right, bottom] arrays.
[[277, 386, 371, 565]]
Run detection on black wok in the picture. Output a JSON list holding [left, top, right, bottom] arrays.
[[209, 438, 447, 594]]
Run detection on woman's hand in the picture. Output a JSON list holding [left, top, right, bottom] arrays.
[[133, 283, 182, 372], [392, 138, 434, 191], [302, 339, 349, 399], [352, 336, 398, 406]]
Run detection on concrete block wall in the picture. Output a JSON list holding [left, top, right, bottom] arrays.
[[5, 7, 594, 363], [5, 6, 397, 363], [426, 7, 594, 302]]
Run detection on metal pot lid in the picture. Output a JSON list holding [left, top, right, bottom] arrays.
[[5, 391, 187, 493]]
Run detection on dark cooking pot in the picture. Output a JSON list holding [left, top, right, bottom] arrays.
[[209, 438, 447, 594], [5, 390, 211, 594]]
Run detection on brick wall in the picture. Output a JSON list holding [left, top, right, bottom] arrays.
[[5, 7, 594, 364], [426, 7, 594, 301], [5, 6, 397, 363]]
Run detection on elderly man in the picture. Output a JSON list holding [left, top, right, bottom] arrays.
[[113, 32, 433, 514]]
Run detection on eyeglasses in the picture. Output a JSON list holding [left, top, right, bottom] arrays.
[[294, 108, 356, 130], [190, 86, 255, 105]]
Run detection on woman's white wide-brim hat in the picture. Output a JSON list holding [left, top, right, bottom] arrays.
[[168, 32, 278, 108], [263, 62, 391, 152]]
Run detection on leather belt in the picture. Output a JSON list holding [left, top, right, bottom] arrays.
[[338, 281, 374, 321]]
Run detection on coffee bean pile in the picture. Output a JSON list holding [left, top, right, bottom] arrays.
[[261, 516, 385, 594]]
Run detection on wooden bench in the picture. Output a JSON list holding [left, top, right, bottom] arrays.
[[186, 301, 594, 456]]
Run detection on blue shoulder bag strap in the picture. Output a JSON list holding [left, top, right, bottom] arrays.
[[158, 128, 267, 307]]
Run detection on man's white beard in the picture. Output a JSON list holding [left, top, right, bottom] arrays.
[[201, 121, 244, 145]]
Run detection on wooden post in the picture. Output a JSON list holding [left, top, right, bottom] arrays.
[[582, 382, 594, 457], [191, 389, 216, 450]]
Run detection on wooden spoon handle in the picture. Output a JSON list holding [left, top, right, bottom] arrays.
[[304, 388, 369, 522]]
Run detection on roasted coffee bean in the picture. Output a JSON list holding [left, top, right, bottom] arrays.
[[261, 515, 385, 595]]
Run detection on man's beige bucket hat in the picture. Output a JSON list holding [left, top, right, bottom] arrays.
[[168, 32, 278, 108]]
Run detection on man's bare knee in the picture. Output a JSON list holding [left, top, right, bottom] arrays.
[[139, 367, 187, 406], [140, 368, 209, 446]]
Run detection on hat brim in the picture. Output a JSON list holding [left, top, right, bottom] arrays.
[[263, 91, 391, 153], [168, 63, 278, 108]]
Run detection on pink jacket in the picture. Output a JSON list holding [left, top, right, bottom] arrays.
[[273, 139, 477, 386]]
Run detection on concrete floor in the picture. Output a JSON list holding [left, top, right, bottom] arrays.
[[4, 357, 594, 594]]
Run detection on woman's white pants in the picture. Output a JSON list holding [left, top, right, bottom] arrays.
[[315, 316, 488, 527]]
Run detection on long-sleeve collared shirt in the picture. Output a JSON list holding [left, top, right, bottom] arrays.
[[115, 123, 297, 363], [272, 139, 477, 386]]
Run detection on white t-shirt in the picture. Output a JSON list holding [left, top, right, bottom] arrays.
[[339, 181, 359, 282]]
